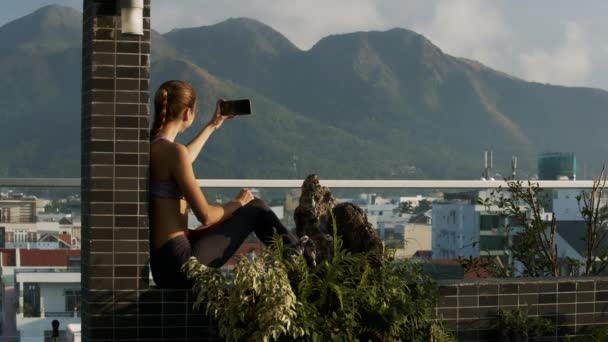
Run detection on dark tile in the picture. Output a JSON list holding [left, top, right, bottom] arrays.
[[557, 304, 575, 315], [114, 315, 138, 328], [115, 253, 138, 265], [577, 313, 596, 325], [114, 290, 138, 303], [459, 295, 478, 307], [92, 53, 115, 65], [558, 282, 576, 293], [115, 266, 138, 278], [117, 79, 140, 91], [596, 312, 608, 323], [539, 293, 557, 304], [577, 292, 595, 302], [90, 152, 114, 164], [520, 294, 539, 305], [89, 278, 114, 291], [91, 140, 114, 153], [115, 178, 139, 190], [92, 66, 115, 78], [116, 128, 140, 141], [577, 281, 595, 292], [115, 278, 139, 290], [91, 240, 113, 252], [114, 228, 139, 240], [479, 295, 498, 307], [93, 28, 115, 40], [115, 240, 138, 252], [499, 294, 518, 306], [90, 190, 113, 202], [92, 41, 115, 53], [456, 330, 477, 341], [519, 283, 539, 294], [140, 326, 163, 338], [91, 228, 113, 240], [537, 304, 557, 315], [500, 283, 519, 295], [90, 203, 113, 215], [89, 215, 114, 227], [91, 90, 115, 102], [115, 190, 139, 202], [596, 280, 608, 291], [437, 308, 457, 319], [538, 282, 557, 293], [88, 314, 114, 328], [116, 116, 139, 127], [458, 307, 479, 319], [116, 54, 140, 66], [115, 166, 138, 178], [557, 292, 575, 303], [115, 216, 138, 227], [116, 141, 139, 153], [437, 297, 458, 308], [115, 66, 139, 79], [116, 153, 139, 165], [90, 252, 114, 265], [479, 306, 499, 319], [597, 291, 608, 302], [577, 302, 595, 314], [93, 16, 120, 28], [117, 42, 140, 53], [91, 115, 114, 128], [557, 325, 576, 336], [90, 265, 113, 278], [91, 165, 113, 178], [88, 328, 114, 340], [163, 302, 189, 315]]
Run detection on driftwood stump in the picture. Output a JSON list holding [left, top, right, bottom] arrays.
[[293, 175, 384, 267]]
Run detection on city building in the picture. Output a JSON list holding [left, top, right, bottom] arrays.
[[0, 193, 37, 224], [14, 267, 80, 342], [538, 152, 576, 180]]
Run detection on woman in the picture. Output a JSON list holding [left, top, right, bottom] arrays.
[[149, 80, 296, 289]]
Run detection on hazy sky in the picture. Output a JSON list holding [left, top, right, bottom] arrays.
[[2, 0, 607, 90]]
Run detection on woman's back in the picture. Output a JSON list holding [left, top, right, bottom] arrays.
[[149, 137, 189, 251]]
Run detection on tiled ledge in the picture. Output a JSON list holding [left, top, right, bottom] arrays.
[[436, 277, 608, 341], [84, 288, 222, 342]]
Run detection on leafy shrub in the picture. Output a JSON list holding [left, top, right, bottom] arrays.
[[182, 211, 454, 341]]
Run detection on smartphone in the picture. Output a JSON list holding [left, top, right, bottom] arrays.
[[220, 99, 252, 116]]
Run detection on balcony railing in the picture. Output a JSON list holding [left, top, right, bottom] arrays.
[[0, 177, 597, 189]]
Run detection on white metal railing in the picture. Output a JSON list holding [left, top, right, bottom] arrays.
[[0, 178, 596, 189]]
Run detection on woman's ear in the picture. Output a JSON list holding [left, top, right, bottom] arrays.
[[181, 107, 193, 122]]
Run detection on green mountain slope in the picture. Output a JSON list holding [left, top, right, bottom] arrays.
[[1, 6, 607, 179]]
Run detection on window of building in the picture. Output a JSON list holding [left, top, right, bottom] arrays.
[[65, 289, 81, 313]]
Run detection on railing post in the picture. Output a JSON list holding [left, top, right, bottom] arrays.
[[81, 0, 151, 340]]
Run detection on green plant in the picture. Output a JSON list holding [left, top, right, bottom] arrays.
[[498, 308, 554, 341], [182, 210, 455, 341], [478, 180, 560, 277], [576, 166, 608, 276]]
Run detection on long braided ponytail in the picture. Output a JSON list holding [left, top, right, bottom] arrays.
[[150, 80, 197, 140]]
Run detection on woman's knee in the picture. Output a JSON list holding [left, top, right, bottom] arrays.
[[247, 197, 269, 210]]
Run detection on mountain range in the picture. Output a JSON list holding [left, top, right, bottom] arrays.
[[1, 5, 607, 180]]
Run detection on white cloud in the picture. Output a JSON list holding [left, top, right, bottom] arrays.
[[415, 0, 510, 66], [152, 0, 388, 50], [519, 23, 591, 86]]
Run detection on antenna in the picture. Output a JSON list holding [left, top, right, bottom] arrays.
[[511, 156, 517, 179], [484, 151, 489, 179]]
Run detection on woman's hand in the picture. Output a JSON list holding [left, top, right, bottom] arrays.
[[207, 99, 235, 130], [233, 188, 254, 207]]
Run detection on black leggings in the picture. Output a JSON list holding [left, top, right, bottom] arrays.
[[149, 197, 297, 289]]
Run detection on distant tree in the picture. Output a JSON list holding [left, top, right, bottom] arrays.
[[414, 200, 432, 215], [576, 165, 608, 276]]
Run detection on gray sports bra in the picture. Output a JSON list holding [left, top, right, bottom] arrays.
[[149, 136, 184, 199]]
